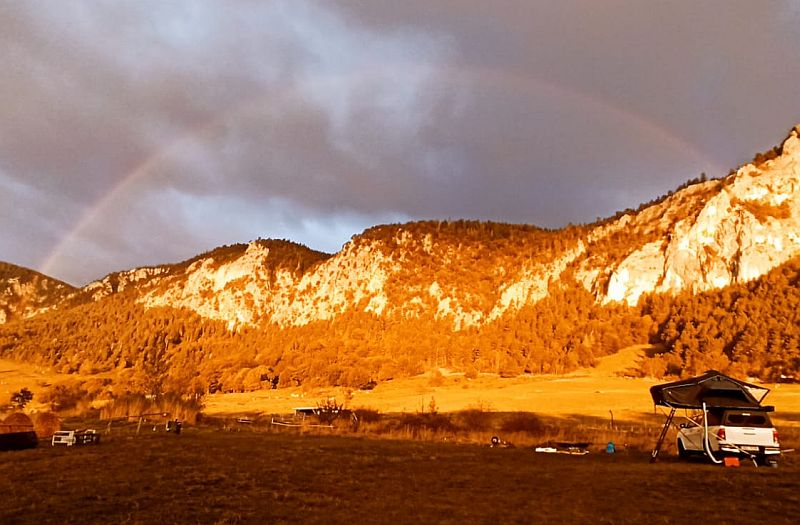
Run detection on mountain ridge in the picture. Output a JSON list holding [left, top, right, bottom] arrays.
[[119, 125, 800, 329], [0, 261, 76, 323], [1, 124, 799, 392]]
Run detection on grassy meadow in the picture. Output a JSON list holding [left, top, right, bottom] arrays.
[[201, 345, 800, 433], [3, 423, 800, 525], [5, 349, 800, 524]]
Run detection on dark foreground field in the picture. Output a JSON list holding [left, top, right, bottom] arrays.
[[2, 426, 798, 525]]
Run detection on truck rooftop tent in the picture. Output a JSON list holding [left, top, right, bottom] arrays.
[[649, 370, 773, 463], [650, 369, 772, 411]]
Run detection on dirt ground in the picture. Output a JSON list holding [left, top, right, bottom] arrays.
[[2, 426, 799, 525], [4, 348, 800, 524]]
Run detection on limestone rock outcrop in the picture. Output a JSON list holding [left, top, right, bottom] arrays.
[[595, 126, 800, 305], [4, 126, 799, 330], [90, 126, 800, 327], [0, 262, 75, 323]]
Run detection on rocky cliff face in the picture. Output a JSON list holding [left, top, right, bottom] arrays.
[[4, 126, 799, 329], [0, 262, 75, 323], [139, 240, 333, 329], [138, 126, 800, 326], [591, 126, 800, 305], [139, 230, 490, 329], [82, 266, 170, 301]]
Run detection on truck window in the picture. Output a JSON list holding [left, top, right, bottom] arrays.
[[724, 413, 771, 427], [705, 411, 722, 425]]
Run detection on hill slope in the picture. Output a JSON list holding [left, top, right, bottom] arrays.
[[133, 125, 800, 330], [1, 125, 799, 393], [0, 262, 75, 323]]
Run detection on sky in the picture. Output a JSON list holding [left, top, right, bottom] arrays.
[[1, 1, 799, 286]]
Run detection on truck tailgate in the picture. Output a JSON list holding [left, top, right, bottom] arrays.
[[722, 426, 775, 448]]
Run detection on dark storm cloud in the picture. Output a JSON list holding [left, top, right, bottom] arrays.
[[334, 0, 800, 155], [1, 1, 799, 284]]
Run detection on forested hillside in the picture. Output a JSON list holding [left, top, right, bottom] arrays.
[[1, 255, 798, 397], [0, 276, 644, 394], [644, 256, 800, 380], [1, 126, 800, 398]]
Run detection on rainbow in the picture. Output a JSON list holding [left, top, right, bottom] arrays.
[[40, 64, 723, 281]]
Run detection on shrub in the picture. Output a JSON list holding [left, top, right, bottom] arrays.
[[499, 413, 546, 434], [427, 369, 445, 387], [457, 408, 495, 431], [396, 412, 457, 434], [315, 398, 345, 425], [353, 408, 381, 424], [732, 197, 792, 221], [11, 387, 33, 409]]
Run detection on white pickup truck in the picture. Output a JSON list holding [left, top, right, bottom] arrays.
[[677, 408, 780, 466]]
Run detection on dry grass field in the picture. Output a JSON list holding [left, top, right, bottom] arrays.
[[0, 359, 64, 403], [2, 424, 799, 525], [6, 347, 800, 428], [202, 346, 800, 431], [4, 348, 800, 524]]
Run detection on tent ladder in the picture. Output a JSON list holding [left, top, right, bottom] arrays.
[[650, 407, 676, 463]]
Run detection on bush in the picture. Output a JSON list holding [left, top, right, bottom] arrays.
[[427, 369, 445, 387], [353, 408, 381, 424], [500, 413, 546, 434], [457, 409, 495, 431], [11, 387, 34, 409], [315, 398, 345, 425], [396, 412, 457, 434]]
